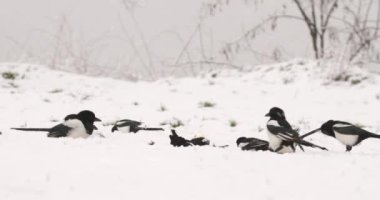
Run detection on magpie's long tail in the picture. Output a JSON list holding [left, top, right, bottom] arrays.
[[11, 128, 51, 132], [368, 133, 380, 139], [138, 127, 164, 131], [297, 144, 305, 152], [300, 128, 321, 139], [295, 139, 328, 151], [296, 128, 324, 151]]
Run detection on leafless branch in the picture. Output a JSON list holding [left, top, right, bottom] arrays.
[[173, 60, 243, 70], [121, 0, 156, 80]]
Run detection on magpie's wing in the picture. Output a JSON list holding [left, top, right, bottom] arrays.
[[333, 124, 378, 137], [169, 134, 192, 147], [267, 123, 299, 141], [190, 137, 210, 146], [278, 119, 301, 136], [278, 119, 292, 129], [116, 119, 142, 127], [48, 124, 72, 138], [243, 137, 268, 144], [241, 138, 269, 151]]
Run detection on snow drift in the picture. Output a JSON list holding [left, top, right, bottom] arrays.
[[0, 60, 380, 200]]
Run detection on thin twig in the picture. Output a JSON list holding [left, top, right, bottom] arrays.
[[173, 60, 243, 70]]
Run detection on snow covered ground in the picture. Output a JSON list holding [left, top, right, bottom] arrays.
[[1, 60, 380, 200]]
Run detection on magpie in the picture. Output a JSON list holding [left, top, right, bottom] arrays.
[[11, 110, 101, 138], [169, 129, 192, 147], [236, 136, 297, 152], [111, 119, 164, 133], [189, 137, 211, 146], [169, 129, 210, 147], [65, 114, 98, 131], [236, 137, 269, 151], [265, 107, 327, 153], [316, 120, 380, 151]]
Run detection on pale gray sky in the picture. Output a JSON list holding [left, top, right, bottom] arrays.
[[1, 0, 378, 77]]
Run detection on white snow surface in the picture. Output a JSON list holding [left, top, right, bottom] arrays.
[[1, 60, 380, 200]]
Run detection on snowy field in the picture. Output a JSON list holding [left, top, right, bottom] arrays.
[[1, 61, 380, 200]]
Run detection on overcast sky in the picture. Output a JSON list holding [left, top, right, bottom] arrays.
[[2, 0, 377, 77]]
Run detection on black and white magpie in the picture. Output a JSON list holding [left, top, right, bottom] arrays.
[[265, 107, 327, 153], [111, 119, 164, 133], [169, 129, 210, 147], [318, 120, 380, 151], [236, 137, 269, 151], [11, 110, 101, 138], [236, 137, 297, 152], [64, 113, 98, 131]]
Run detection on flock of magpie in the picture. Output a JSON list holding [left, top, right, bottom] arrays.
[[8, 106, 380, 153]]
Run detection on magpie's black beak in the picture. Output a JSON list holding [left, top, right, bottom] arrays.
[[265, 113, 270, 117], [93, 125, 98, 130], [111, 126, 118, 132], [95, 117, 101, 122]]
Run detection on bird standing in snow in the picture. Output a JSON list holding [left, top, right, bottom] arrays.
[[318, 120, 380, 151], [111, 119, 164, 133], [265, 107, 327, 153], [11, 110, 101, 138]]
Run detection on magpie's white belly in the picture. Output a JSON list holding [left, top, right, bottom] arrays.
[[334, 131, 358, 146], [277, 145, 295, 154], [65, 120, 89, 138], [118, 126, 131, 133], [267, 131, 295, 154], [68, 129, 89, 138], [238, 142, 248, 148], [267, 131, 283, 151]]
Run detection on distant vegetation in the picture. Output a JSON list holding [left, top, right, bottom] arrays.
[[2, 72, 18, 80], [229, 120, 237, 127], [206, 0, 380, 67], [160, 118, 185, 128], [199, 101, 216, 108]]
